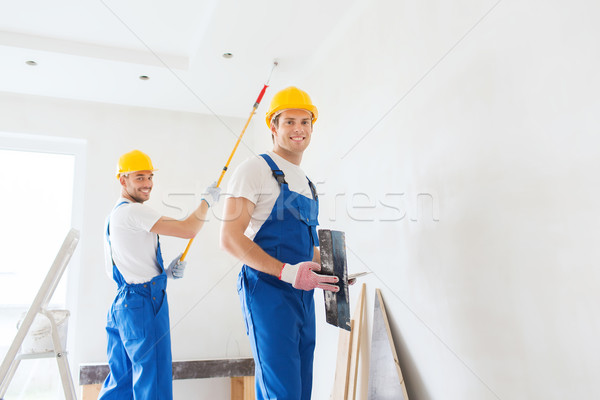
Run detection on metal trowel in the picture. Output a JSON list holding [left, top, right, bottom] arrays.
[[318, 229, 351, 331]]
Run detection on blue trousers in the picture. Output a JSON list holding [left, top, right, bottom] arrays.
[[239, 266, 316, 400], [99, 276, 172, 400]]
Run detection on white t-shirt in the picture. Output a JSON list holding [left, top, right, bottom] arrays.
[[104, 198, 163, 284], [226, 151, 315, 240]]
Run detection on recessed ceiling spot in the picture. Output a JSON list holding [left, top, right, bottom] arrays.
[[139, 75, 150, 80], [25, 60, 37, 66], [222, 53, 233, 59]]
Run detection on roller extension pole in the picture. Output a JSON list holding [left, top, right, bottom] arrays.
[[180, 61, 278, 261]]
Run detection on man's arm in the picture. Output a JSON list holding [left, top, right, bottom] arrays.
[[151, 200, 210, 239], [220, 196, 284, 277]]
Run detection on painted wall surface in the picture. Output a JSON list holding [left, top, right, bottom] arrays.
[[2, 0, 600, 399], [304, 0, 600, 399], [0, 92, 256, 398]]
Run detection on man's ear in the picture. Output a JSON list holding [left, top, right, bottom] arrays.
[[119, 175, 127, 187], [270, 123, 278, 136]]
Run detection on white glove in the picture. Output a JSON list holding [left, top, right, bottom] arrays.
[[279, 261, 339, 292], [202, 182, 221, 207], [166, 253, 186, 279]]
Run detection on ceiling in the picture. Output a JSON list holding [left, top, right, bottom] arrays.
[[0, 0, 364, 118]]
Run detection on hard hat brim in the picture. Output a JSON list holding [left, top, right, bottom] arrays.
[[116, 169, 157, 179]]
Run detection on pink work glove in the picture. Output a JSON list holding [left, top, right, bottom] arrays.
[[279, 262, 340, 292]]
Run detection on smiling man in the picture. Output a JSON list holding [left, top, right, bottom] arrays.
[[99, 149, 220, 400], [221, 87, 339, 399]]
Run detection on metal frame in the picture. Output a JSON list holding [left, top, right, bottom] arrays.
[[0, 228, 80, 399]]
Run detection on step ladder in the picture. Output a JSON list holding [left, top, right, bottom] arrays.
[[0, 228, 80, 399]]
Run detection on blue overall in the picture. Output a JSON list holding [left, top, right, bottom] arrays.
[[99, 201, 173, 400], [238, 154, 320, 400]]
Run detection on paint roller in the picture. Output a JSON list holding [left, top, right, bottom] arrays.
[[179, 60, 278, 262]]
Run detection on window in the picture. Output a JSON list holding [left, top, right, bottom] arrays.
[[0, 149, 74, 306], [0, 132, 85, 399]]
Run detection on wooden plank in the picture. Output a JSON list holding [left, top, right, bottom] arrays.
[[79, 357, 255, 385], [347, 283, 366, 400], [330, 319, 354, 399], [231, 376, 255, 400], [83, 376, 255, 400], [241, 376, 255, 400], [81, 383, 101, 400], [172, 359, 255, 380], [368, 289, 409, 400]]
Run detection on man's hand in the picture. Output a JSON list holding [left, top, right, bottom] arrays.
[[203, 182, 221, 207], [279, 261, 339, 292], [166, 253, 186, 279]]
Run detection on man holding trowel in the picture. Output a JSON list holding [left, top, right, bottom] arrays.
[[99, 149, 220, 400], [221, 87, 339, 399]]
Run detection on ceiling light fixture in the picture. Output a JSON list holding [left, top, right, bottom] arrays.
[[25, 60, 37, 66], [222, 53, 233, 59], [139, 75, 150, 80]]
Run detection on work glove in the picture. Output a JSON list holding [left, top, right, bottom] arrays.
[[202, 182, 221, 207], [279, 261, 340, 292], [166, 253, 186, 279]]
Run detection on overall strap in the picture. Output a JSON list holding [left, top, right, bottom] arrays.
[[107, 201, 163, 268], [155, 235, 164, 273], [106, 200, 130, 287], [307, 178, 318, 201], [260, 154, 287, 186], [106, 201, 130, 255]]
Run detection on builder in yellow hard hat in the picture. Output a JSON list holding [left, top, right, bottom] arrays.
[[99, 149, 220, 400], [221, 87, 339, 399]]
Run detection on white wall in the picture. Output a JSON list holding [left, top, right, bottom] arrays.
[[302, 0, 600, 399], [3, 0, 600, 399], [0, 92, 257, 398]]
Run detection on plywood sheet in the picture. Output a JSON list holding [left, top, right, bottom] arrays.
[[368, 289, 409, 400]]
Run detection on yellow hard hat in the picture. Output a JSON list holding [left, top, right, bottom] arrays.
[[265, 86, 318, 128], [116, 150, 156, 178]]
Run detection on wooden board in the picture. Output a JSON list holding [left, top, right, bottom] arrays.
[[368, 289, 409, 400], [82, 377, 254, 400], [331, 283, 367, 400], [230, 376, 255, 400], [319, 229, 351, 331], [79, 357, 255, 385], [348, 283, 366, 400], [330, 320, 354, 399], [171, 358, 255, 380], [81, 383, 102, 400]]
